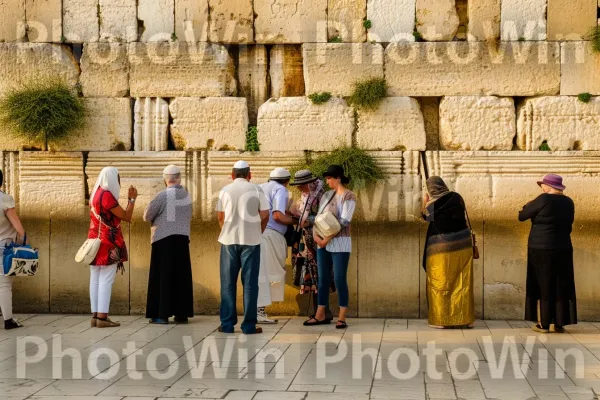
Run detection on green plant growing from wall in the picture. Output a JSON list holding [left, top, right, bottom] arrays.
[[171, 32, 178, 42], [348, 77, 387, 111], [586, 26, 600, 53], [308, 92, 332, 105], [290, 145, 387, 191], [0, 80, 86, 146], [578, 93, 592, 103], [539, 141, 551, 151], [245, 126, 260, 152], [328, 36, 343, 43], [363, 20, 372, 30], [413, 30, 424, 42]]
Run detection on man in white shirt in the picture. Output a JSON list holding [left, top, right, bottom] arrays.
[[257, 168, 299, 324], [217, 161, 270, 334]]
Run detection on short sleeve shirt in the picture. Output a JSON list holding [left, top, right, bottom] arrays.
[[260, 181, 289, 235], [0, 192, 17, 243], [217, 179, 270, 246], [88, 189, 128, 266]]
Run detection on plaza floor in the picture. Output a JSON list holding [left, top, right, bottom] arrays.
[[0, 314, 599, 399]]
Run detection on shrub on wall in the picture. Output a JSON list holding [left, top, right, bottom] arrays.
[[578, 93, 592, 103], [0, 80, 85, 145], [245, 126, 260, 152], [291, 145, 387, 191], [586, 26, 600, 53], [308, 92, 332, 105], [348, 77, 387, 111]]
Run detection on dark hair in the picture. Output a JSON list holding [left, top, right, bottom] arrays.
[[233, 167, 250, 179], [270, 178, 290, 185]]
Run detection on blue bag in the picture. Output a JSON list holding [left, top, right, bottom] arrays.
[[3, 235, 39, 276]]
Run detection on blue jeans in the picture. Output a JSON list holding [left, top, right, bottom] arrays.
[[220, 244, 260, 334], [317, 248, 350, 308]]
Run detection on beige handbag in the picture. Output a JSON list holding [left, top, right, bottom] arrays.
[[313, 193, 342, 238], [75, 194, 104, 265]]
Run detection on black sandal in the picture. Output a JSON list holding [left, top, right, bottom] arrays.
[[336, 320, 348, 329], [303, 317, 331, 326]]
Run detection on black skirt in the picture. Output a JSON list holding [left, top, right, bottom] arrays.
[[524, 247, 577, 327], [145, 235, 194, 319]]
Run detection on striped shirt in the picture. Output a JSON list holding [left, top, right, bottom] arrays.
[[317, 190, 356, 253]]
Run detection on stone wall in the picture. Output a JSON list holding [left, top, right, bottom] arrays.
[[0, 0, 599, 319]]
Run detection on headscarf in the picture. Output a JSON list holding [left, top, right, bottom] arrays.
[[423, 176, 451, 216], [90, 167, 121, 204], [299, 178, 324, 224]]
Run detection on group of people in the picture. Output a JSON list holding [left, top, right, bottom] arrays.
[[0, 161, 578, 334]]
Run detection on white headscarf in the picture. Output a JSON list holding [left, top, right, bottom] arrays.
[[90, 167, 121, 204]]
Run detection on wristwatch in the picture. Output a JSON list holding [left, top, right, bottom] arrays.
[[128, 198, 136, 204]]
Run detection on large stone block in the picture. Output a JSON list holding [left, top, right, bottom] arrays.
[[366, 0, 415, 42], [25, 0, 62, 43], [467, 0, 501, 41], [517, 96, 600, 151], [257, 97, 354, 151], [0, 0, 26, 42], [99, 0, 137, 42], [303, 43, 384, 96], [385, 42, 560, 96], [255, 0, 327, 43], [560, 42, 600, 95], [0, 127, 45, 151], [270, 45, 305, 98], [547, 0, 596, 41], [138, 0, 174, 42], [169, 97, 248, 150], [500, 0, 547, 40], [0, 43, 79, 95], [416, 0, 460, 41], [328, 0, 367, 42], [128, 42, 237, 97], [175, 0, 209, 42], [238, 45, 269, 125], [63, 0, 99, 42], [357, 97, 426, 151], [80, 43, 129, 97], [48, 98, 132, 151], [440, 96, 516, 151], [208, 0, 253, 43], [134, 98, 169, 151]]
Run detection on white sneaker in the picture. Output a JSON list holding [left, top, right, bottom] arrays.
[[257, 308, 278, 324]]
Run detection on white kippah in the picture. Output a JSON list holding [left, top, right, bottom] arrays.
[[163, 164, 180, 175], [270, 167, 291, 179], [233, 160, 249, 169]]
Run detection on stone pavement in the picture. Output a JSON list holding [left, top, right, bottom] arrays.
[[1, 315, 600, 399]]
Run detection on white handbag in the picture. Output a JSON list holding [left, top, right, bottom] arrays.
[[75, 204, 103, 265], [313, 193, 342, 238]]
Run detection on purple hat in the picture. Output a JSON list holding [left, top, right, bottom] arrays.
[[537, 174, 565, 191]]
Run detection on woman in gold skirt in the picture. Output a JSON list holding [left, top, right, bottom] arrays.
[[422, 177, 474, 328]]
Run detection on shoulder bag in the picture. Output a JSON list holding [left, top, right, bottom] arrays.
[[75, 192, 105, 265], [2, 234, 39, 276], [464, 206, 480, 260], [313, 192, 342, 239]]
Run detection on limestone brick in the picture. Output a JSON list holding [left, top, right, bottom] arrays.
[[128, 42, 237, 97], [547, 0, 596, 41], [0, 152, 18, 201], [138, 0, 174, 42], [366, 0, 415, 42], [255, 0, 327, 43], [303, 43, 384, 97], [238, 46, 269, 125], [25, 0, 62, 43], [439, 96, 516, 151], [256, 97, 354, 151], [416, 0, 460, 41], [385, 42, 560, 96], [269, 45, 305, 98], [560, 41, 600, 95], [48, 98, 132, 151], [500, 0, 546, 41], [169, 97, 248, 150], [0, 128, 45, 151], [80, 43, 129, 97], [0, 44, 79, 95], [208, 0, 253, 44], [134, 98, 169, 151], [175, 0, 209, 42], [63, 0, 99, 42], [328, 0, 367, 42], [517, 96, 600, 151], [356, 98, 426, 151], [467, 0, 501, 41], [0, 0, 26, 42], [99, 0, 137, 42]]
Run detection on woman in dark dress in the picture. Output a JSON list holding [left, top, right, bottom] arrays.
[[519, 174, 577, 333]]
